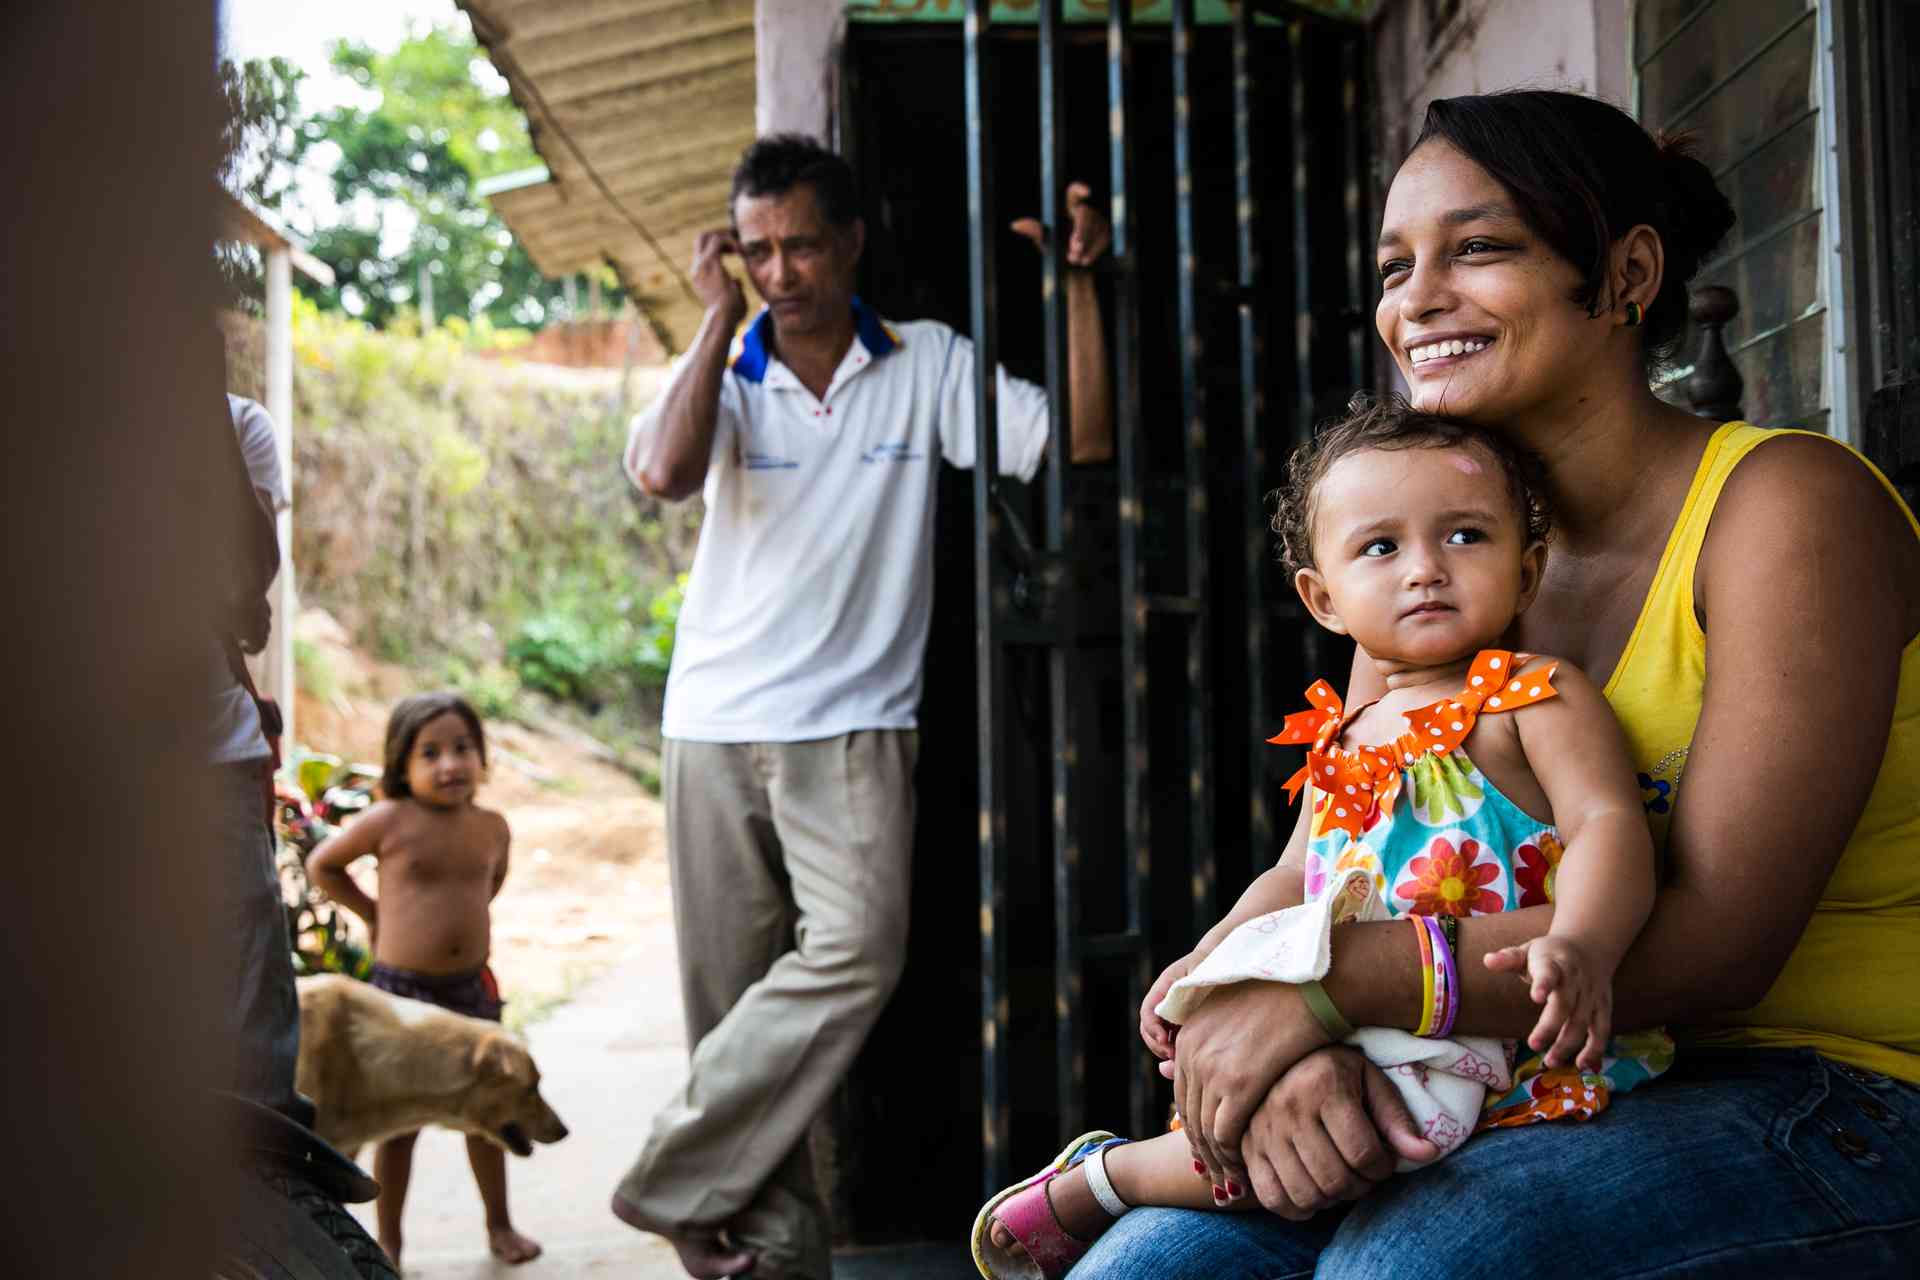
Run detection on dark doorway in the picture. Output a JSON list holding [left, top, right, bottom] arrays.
[[826, 15, 1371, 1244]]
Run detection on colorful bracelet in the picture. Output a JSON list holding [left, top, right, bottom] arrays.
[[1412, 915, 1436, 1037], [1300, 979, 1354, 1042], [1421, 915, 1447, 1038], [1425, 914, 1460, 1039]]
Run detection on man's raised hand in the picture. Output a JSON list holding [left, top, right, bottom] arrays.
[[1011, 182, 1113, 268], [691, 228, 747, 323]]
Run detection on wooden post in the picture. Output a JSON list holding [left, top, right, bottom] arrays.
[[265, 246, 297, 750], [1683, 285, 1745, 422]]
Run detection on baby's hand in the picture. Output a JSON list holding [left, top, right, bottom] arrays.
[[1484, 935, 1613, 1073], [1141, 952, 1199, 1060]]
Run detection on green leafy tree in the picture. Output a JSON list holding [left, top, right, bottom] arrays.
[[217, 56, 307, 311], [299, 26, 615, 329], [220, 55, 307, 211]]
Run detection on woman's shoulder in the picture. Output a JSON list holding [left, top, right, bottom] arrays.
[[1703, 428, 1920, 618]]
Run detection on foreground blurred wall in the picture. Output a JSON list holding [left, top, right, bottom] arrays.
[[1, 3, 228, 1274]]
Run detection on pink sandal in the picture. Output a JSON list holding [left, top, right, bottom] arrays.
[[969, 1130, 1118, 1280]]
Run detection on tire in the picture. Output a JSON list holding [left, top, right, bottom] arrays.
[[213, 1167, 399, 1280]]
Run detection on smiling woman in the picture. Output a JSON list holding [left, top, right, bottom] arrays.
[[1073, 88, 1920, 1280]]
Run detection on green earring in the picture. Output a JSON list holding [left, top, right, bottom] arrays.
[[1623, 301, 1643, 327]]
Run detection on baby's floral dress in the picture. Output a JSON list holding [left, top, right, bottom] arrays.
[[1273, 649, 1673, 1129]]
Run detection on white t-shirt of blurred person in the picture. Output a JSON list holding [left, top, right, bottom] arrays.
[[209, 395, 287, 765]]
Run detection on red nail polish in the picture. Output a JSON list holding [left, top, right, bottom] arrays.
[[1227, 1181, 1242, 1197], [1193, 1160, 1206, 1176], [1212, 1186, 1227, 1203]]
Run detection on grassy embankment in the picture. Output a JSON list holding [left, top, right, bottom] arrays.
[[224, 301, 690, 785]]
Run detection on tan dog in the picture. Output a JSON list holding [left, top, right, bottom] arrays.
[[296, 974, 569, 1158]]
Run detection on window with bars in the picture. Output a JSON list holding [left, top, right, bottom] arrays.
[[1634, 0, 1830, 433]]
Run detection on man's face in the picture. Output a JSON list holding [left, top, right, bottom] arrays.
[[731, 183, 863, 339]]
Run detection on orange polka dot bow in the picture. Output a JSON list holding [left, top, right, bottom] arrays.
[[1267, 650, 1560, 843]]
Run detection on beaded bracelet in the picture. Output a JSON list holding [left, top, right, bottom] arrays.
[[1412, 915, 1436, 1037]]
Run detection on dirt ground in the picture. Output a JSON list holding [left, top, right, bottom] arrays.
[[289, 608, 670, 1024]]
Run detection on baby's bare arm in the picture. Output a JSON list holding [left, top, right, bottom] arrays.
[[1486, 659, 1654, 1067], [1514, 659, 1656, 962], [305, 802, 392, 930]]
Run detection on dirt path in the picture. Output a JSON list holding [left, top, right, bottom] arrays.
[[349, 935, 695, 1277]]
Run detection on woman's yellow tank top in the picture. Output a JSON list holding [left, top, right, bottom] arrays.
[[1604, 421, 1920, 1082]]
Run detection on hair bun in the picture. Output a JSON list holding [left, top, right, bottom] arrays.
[[1653, 132, 1736, 282]]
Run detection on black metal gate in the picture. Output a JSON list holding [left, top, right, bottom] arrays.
[[832, 1, 1373, 1242]]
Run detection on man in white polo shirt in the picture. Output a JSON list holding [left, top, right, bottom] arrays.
[[612, 134, 1112, 1279]]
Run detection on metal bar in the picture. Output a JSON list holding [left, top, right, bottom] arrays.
[[1726, 302, 1826, 359], [1036, 0, 1084, 1145], [1343, 36, 1373, 395], [1665, 8, 1816, 133], [964, 0, 1011, 1200], [1172, 0, 1215, 938], [1286, 21, 1336, 685], [1710, 104, 1817, 181], [1233, 0, 1271, 857], [1288, 22, 1315, 441], [1107, 0, 1154, 1144], [1633, 0, 1721, 70], [1700, 204, 1824, 279]]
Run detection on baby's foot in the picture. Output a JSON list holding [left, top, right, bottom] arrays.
[[487, 1224, 543, 1264], [987, 1165, 1112, 1256]]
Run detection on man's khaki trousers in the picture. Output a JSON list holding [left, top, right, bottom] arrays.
[[617, 731, 917, 1278]]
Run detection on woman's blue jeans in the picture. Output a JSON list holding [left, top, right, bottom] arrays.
[[1072, 1049, 1920, 1278]]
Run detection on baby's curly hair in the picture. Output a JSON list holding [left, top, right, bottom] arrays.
[[1272, 394, 1554, 577]]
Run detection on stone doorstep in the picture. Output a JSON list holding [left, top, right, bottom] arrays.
[[832, 1241, 977, 1279]]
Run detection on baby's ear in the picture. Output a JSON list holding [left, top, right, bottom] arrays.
[[1294, 567, 1348, 635]]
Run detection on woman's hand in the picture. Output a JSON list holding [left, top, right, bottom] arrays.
[[1140, 951, 1199, 1060], [1166, 980, 1330, 1195], [1240, 1047, 1439, 1219]]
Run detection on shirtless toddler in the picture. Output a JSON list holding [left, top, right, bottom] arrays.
[[306, 691, 541, 1267]]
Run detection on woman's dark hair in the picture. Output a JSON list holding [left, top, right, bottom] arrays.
[[730, 133, 860, 228], [1414, 90, 1736, 365], [381, 692, 487, 800], [1273, 393, 1554, 576]]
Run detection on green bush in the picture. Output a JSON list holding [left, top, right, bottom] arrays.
[[441, 656, 523, 722], [506, 613, 600, 702], [629, 574, 685, 687], [504, 574, 684, 711]]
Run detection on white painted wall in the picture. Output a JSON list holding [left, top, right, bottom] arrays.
[[1372, 0, 1632, 171], [756, 0, 845, 142]]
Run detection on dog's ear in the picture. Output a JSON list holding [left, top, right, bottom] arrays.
[[471, 1034, 531, 1084]]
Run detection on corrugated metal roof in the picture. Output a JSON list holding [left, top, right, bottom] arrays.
[[457, 0, 756, 352]]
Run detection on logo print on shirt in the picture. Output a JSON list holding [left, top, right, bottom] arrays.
[[743, 451, 800, 471], [860, 442, 924, 465]]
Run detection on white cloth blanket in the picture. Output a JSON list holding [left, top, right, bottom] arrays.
[[1156, 867, 1512, 1169]]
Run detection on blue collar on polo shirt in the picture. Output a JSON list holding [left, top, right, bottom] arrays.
[[731, 296, 899, 385]]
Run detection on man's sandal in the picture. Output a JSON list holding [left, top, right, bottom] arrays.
[[970, 1130, 1122, 1280]]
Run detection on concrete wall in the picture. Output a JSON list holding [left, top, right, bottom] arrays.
[[756, 0, 846, 142], [1372, 0, 1632, 172]]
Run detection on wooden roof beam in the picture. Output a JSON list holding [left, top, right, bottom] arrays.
[[543, 57, 755, 122], [507, 0, 752, 77]]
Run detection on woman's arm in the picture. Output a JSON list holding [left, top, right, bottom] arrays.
[[1140, 814, 1306, 1060]]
